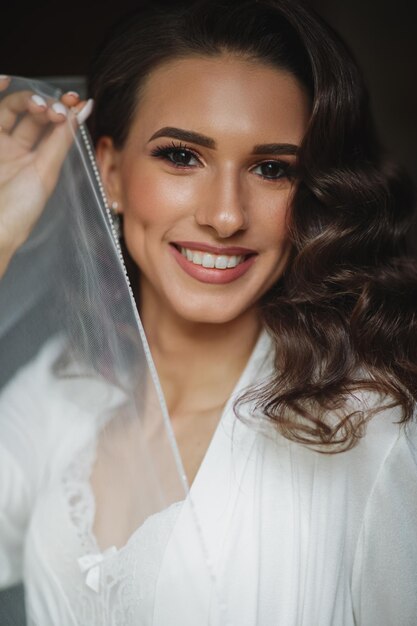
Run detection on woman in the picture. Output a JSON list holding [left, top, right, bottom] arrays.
[[0, 0, 416, 624]]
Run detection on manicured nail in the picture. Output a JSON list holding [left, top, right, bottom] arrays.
[[66, 90, 80, 98], [31, 94, 47, 108], [76, 99, 94, 125], [52, 102, 68, 117], [0, 74, 9, 80]]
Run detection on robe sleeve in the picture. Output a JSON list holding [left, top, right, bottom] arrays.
[[0, 444, 32, 587], [0, 341, 61, 588], [352, 419, 417, 626], [0, 378, 37, 587]]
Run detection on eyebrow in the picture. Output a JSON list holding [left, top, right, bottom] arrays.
[[148, 126, 299, 155]]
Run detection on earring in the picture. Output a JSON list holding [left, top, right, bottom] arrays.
[[110, 200, 122, 240]]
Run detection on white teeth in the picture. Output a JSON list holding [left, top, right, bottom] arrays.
[[215, 256, 228, 269], [202, 253, 215, 268], [179, 246, 245, 270]]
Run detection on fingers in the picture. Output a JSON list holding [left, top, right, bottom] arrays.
[[0, 89, 38, 133], [0, 80, 85, 151], [0, 78, 94, 276], [0, 91, 62, 150], [16, 91, 85, 150], [35, 98, 94, 196], [11, 95, 51, 148], [11, 95, 72, 150], [61, 91, 80, 108], [0, 74, 94, 198], [0, 77, 80, 121]]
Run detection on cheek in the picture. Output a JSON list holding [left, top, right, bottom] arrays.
[[255, 191, 292, 249], [120, 168, 199, 230], [121, 172, 169, 229]]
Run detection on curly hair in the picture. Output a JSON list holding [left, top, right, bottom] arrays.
[[87, 0, 417, 452]]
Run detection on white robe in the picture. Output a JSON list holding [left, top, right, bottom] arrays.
[[1, 330, 416, 625]]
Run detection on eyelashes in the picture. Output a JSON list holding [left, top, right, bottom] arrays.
[[252, 161, 295, 181], [149, 141, 296, 181], [150, 141, 201, 168]]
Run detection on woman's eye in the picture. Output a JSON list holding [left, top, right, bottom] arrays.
[[150, 144, 201, 167], [168, 148, 199, 166], [252, 161, 290, 180]]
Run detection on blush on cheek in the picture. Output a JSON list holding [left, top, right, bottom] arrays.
[[123, 177, 163, 225], [122, 171, 195, 229]]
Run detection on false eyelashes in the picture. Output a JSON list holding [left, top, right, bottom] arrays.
[[150, 141, 201, 167], [150, 140, 297, 181]]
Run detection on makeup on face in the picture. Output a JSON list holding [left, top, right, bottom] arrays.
[[169, 241, 258, 285], [97, 55, 310, 324]]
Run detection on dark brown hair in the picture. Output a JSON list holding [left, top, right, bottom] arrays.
[[88, 0, 417, 452]]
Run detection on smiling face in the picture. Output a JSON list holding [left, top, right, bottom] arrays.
[[97, 54, 310, 325]]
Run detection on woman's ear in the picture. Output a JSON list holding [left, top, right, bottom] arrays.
[[95, 136, 123, 212]]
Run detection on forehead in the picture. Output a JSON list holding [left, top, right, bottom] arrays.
[[129, 55, 311, 145]]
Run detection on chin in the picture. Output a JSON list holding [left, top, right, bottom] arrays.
[[171, 298, 250, 325]]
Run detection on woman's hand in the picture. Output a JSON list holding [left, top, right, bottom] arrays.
[[0, 76, 93, 277]]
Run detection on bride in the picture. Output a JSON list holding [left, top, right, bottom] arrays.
[[1, 0, 416, 624]]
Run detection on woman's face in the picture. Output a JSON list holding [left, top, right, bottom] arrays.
[[97, 55, 310, 324]]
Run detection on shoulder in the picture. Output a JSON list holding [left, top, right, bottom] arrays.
[[319, 391, 415, 487], [362, 403, 417, 495], [251, 378, 415, 505], [0, 336, 67, 436], [0, 334, 127, 417], [349, 390, 416, 469], [0, 336, 125, 473], [0, 337, 74, 479]]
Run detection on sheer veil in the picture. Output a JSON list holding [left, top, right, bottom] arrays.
[[0, 76, 224, 624]]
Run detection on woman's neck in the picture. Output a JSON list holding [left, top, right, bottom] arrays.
[[138, 281, 262, 417]]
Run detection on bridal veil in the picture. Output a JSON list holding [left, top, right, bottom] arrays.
[[0, 76, 223, 624]]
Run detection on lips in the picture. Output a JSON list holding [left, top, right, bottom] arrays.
[[169, 242, 257, 284]]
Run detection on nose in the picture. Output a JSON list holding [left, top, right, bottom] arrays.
[[194, 170, 248, 238]]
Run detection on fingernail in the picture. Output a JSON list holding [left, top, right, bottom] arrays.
[[66, 90, 80, 98], [0, 74, 9, 80], [52, 102, 68, 117], [76, 99, 94, 125], [31, 94, 47, 108]]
